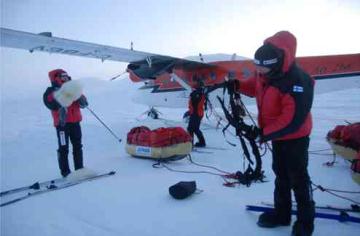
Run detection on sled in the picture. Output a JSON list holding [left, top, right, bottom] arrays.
[[126, 126, 192, 161], [327, 138, 358, 160]]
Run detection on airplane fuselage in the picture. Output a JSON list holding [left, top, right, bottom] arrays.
[[129, 53, 360, 93]]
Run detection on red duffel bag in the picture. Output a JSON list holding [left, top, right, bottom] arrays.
[[126, 126, 192, 160]]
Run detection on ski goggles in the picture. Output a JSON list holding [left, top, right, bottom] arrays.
[[58, 72, 71, 81], [253, 58, 278, 67]]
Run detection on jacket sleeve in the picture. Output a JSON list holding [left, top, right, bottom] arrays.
[[261, 94, 296, 141], [43, 87, 61, 111], [237, 76, 257, 97]]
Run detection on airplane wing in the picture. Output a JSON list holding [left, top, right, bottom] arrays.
[[0, 27, 213, 78]]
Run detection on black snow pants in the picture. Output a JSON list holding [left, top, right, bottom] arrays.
[[56, 122, 83, 177], [187, 114, 205, 145], [271, 136, 315, 227]]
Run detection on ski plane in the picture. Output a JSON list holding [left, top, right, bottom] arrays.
[[1, 27, 360, 111]]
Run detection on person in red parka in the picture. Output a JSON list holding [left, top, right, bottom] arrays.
[[187, 78, 207, 147], [236, 31, 315, 236], [43, 69, 88, 177]]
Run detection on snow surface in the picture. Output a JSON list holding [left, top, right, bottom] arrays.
[[1, 75, 360, 236]]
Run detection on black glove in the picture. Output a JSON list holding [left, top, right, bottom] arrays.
[[78, 95, 88, 108], [239, 123, 262, 140]]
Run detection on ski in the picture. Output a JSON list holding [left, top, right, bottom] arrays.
[[0, 171, 116, 207], [261, 201, 360, 213], [246, 205, 360, 223], [0, 176, 66, 197]]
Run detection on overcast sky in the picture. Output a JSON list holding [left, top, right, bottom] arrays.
[[1, 0, 359, 82]]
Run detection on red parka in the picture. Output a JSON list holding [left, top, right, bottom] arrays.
[[43, 69, 83, 127], [188, 88, 206, 117], [238, 31, 315, 141]]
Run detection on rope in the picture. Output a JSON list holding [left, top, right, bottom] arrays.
[[157, 156, 227, 177], [239, 98, 257, 126], [309, 148, 335, 157], [187, 154, 231, 175], [152, 154, 262, 187], [312, 182, 360, 205], [310, 148, 333, 152], [312, 184, 360, 194]]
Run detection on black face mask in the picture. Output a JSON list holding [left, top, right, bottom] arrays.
[[254, 44, 285, 80], [263, 55, 285, 80]]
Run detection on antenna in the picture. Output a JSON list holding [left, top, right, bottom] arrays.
[[199, 53, 204, 62], [38, 32, 52, 37], [231, 53, 237, 61]]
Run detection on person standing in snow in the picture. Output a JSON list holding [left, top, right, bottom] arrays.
[[43, 69, 88, 177], [187, 78, 207, 147], [235, 31, 315, 236]]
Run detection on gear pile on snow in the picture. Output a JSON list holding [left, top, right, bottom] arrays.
[[126, 126, 192, 160], [327, 122, 360, 184]]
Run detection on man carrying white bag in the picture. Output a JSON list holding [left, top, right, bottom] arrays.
[[43, 69, 88, 177]]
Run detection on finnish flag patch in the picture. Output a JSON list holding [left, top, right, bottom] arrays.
[[293, 85, 304, 93]]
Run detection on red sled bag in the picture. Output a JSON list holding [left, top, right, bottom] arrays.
[[149, 127, 192, 147], [341, 123, 360, 150], [127, 126, 151, 146], [327, 122, 360, 160], [327, 125, 346, 140], [126, 126, 192, 161]]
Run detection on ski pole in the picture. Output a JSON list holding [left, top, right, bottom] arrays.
[[86, 107, 122, 142], [109, 71, 127, 81]]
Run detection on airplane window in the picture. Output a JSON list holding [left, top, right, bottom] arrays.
[[210, 72, 216, 80]]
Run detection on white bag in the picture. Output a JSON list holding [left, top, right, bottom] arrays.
[[54, 80, 83, 107]]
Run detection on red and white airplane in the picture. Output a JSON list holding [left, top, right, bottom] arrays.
[[1, 27, 360, 110]]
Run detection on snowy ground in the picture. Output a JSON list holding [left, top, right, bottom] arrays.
[[1, 76, 360, 236]]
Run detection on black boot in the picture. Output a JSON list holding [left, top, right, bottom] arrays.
[[194, 142, 206, 147], [194, 128, 206, 147], [257, 211, 291, 228], [73, 148, 83, 170], [57, 150, 70, 177], [291, 220, 314, 236]]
